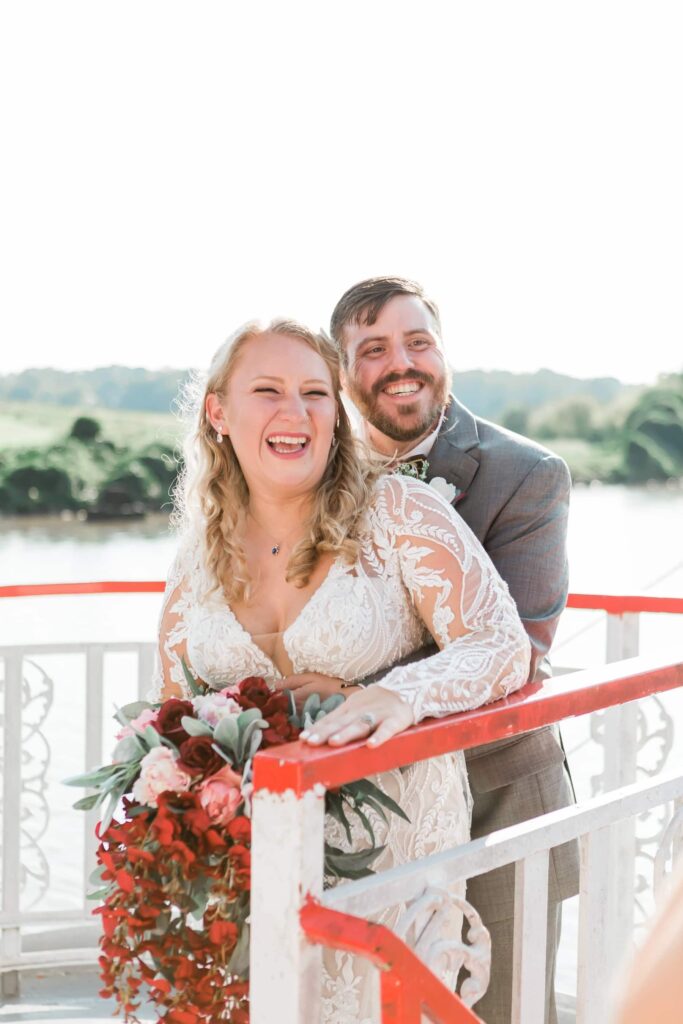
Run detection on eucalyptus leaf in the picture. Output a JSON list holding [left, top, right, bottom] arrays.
[[325, 792, 352, 845], [324, 844, 385, 871], [357, 782, 411, 824], [228, 922, 250, 977], [303, 693, 321, 718], [141, 724, 161, 747], [112, 735, 146, 764], [99, 789, 122, 834], [358, 795, 390, 827], [120, 700, 153, 720], [236, 707, 263, 730], [214, 714, 239, 753], [181, 715, 213, 737], [72, 793, 101, 812], [87, 887, 111, 901], [247, 729, 263, 760], [324, 843, 385, 880], [237, 719, 264, 763], [320, 694, 345, 714], [210, 742, 233, 765], [352, 804, 376, 845], [181, 657, 203, 696], [89, 864, 106, 886], [63, 764, 121, 788]]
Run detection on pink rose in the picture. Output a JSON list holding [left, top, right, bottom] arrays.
[[197, 764, 243, 826], [116, 707, 159, 741], [132, 746, 191, 807]]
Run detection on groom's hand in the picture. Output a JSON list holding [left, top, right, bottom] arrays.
[[274, 672, 354, 711]]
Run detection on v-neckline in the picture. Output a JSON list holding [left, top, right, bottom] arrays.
[[223, 555, 344, 677]]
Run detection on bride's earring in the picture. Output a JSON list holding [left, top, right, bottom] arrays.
[[215, 428, 223, 444]]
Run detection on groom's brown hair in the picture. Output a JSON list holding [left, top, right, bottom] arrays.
[[330, 276, 442, 365]]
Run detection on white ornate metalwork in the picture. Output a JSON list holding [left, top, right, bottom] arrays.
[[393, 885, 491, 1008], [654, 803, 683, 900]]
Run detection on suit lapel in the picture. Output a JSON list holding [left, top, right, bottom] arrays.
[[427, 398, 481, 503]]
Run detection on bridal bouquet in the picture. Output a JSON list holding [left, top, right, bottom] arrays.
[[66, 667, 407, 1023]]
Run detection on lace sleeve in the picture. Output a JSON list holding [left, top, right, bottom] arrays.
[[372, 476, 531, 723], [148, 535, 201, 702]]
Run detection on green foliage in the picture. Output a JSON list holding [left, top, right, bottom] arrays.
[[621, 376, 683, 482], [0, 407, 181, 515], [501, 406, 530, 436], [69, 416, 102, 442], [0, 366, 190, 412]]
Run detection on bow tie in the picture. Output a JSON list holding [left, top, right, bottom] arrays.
[[393, 455, 430, 481]]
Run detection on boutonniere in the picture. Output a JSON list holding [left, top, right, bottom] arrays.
[[393, 460, 466, 505], [393, 457, 430, 482], [428, 476, 460, 503]]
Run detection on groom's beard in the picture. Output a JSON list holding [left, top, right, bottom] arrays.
[[347, 369, 450, 443]]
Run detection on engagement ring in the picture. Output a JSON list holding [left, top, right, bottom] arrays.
[[359, 712, 377, 728]]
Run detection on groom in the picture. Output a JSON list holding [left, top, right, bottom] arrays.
[[330, 276, 579, 1024]]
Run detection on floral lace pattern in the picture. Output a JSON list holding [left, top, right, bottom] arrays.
[[151, 475, 531, 1022]]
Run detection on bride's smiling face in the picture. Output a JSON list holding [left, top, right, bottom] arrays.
[[208, 332, 337, 498]]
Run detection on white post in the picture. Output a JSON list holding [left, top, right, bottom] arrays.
[[511, 849, 549, 1024], [577, 825, 612, 1024], [84, 646, 104, 904], [1, 652, 23, 996], [250, 786, 325, 1024], [602, 613, 640, 971], [137, 644, 155, 701]]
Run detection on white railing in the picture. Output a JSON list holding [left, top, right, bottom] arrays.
[[249, 653, 683, 1024], [0, 640, 154, 996], [0, 590, 682, 1021]]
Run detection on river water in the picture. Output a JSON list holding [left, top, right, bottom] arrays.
[[0, 483, 681, 997]]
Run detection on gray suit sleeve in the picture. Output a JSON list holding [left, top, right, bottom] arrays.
[[484, 454, 570, 682]]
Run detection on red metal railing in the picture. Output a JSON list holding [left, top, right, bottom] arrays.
[[2, 581, 682, 1022], [252, 655, 682, 795], [1, 580, 682, 617], [301, 898, 483, 1023]]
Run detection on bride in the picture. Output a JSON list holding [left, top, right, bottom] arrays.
[[153, 318, 531, 1021]]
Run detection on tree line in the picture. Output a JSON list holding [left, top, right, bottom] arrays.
[[0, 372, 680, 516]]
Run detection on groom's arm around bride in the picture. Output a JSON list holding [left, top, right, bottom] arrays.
[[329, 276, 579, 1024]]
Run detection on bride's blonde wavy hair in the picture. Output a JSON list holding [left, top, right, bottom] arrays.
[[172, 318, 383, 602]]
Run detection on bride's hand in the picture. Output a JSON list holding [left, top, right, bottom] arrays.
[[273, 672, 354, 711], [300, 686, 413, 748]]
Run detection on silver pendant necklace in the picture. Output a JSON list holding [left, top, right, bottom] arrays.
[[248, 511, 299, 557]]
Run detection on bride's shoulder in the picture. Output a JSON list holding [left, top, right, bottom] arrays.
[[369, 472, 458, 529]]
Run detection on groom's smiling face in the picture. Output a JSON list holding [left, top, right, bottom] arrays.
[[340, 295, 451, 455]]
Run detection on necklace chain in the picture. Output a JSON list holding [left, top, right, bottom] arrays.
[[247, 511, 303, 556]]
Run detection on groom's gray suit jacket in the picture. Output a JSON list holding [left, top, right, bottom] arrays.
[[396, 396, 579, 922]]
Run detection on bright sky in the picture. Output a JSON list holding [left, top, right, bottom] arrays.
[[1, 1, 681, 384]]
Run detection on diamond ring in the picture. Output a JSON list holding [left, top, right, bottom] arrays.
[[359, 712, 377, 729]]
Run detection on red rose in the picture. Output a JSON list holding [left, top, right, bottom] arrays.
[[236, 677, 272, 710], [263, 710, 299, 747], [178, 735, 226, 777], [153, 699, 194, 747]]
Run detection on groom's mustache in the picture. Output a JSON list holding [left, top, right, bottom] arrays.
[[371, 370, 437, 397]]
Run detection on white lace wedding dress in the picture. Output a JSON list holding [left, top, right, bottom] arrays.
[[152, 475, 531, 1023]]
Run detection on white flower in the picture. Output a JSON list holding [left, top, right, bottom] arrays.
[[429, 476, 458, 503], [191, 692, 241, 729]]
